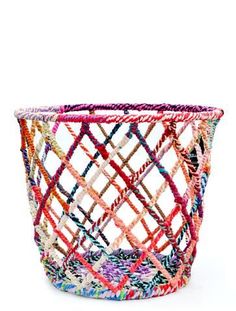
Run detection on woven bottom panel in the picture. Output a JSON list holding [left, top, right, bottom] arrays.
[[43, 249, 189, 300]]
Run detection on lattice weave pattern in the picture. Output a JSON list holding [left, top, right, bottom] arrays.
[[15, 104, 223, 300]]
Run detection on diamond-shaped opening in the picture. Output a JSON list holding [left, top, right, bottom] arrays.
[[100, 186, 120, 206], [144, 122, 166, 151], [44, 150, 62, 177], [66, 122, 84, 136], [89, 123, 109, 143], [28, 119, 36, 132], [80, 134, 97, 155], [170, 212, 184, 235], [78, 193, 101, 215], [142, 164, 167, 198], [127, 144, 150, 173], [131, 221, 149, 243], [172, 167, 189, 196], [82, 172, 127, 209], [116, 200, 139, 226], [135, 123, 150, 137], [156, 185, 175, 217], [178, 123, 194, 149], [160, 145, 180, 172], [56, 123, 75, 153]]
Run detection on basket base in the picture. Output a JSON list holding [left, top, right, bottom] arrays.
[[43, 249, 189, 300]]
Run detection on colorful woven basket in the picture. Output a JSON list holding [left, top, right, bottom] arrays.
[[15, 104, 223, 300]]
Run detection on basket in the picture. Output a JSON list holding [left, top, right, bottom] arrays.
[[15, 103, 223, 300]]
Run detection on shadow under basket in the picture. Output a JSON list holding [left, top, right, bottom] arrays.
[[15, 103, 223, 300]]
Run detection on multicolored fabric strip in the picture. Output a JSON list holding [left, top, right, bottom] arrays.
[[15, 103, 223, 300]]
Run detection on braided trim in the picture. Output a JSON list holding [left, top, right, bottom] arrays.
[[15, 103, 224, 123]]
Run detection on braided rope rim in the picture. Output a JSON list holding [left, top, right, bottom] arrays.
[[16, 103, 223, 300], [14, 103, 224, 123]]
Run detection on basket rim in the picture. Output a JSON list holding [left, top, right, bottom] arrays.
[[14, 103, 224, 123]]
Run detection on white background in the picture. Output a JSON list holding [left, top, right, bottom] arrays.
[[0, 0, 235, 310]]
